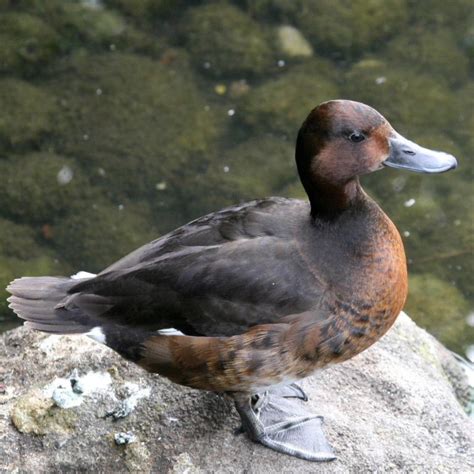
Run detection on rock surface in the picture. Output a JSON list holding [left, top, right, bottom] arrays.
[[0, 312, 472, 473]]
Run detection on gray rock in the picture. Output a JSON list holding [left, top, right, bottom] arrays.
[[0, 312, 472, 473]]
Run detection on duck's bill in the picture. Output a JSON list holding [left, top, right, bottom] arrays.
[[384, 133, 458, 173]]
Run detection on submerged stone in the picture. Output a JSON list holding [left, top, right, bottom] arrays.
[[0, 79, 58, 147], [406, 274, 472, 355], [239, 60, 339, 135], [182, 3, 274, 77], [276, 25, 313, 58], [0, 152, 87, 223], [385, 28, 469, 87], [53, 201, 157, 271], [48, 52, 219, 206], [295, 0, 408, 58], [344, 59, 459, 135], [0, 12, 59, 75]]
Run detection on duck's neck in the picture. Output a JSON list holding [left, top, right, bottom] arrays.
[[305, 177, 363, 219], [295, 129, 364, 219]]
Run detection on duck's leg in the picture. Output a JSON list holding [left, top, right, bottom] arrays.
[[233, 391, 336, 462]]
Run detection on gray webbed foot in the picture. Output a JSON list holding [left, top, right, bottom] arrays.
[[234, 390, 335, 462], [266, 382, 309, 401]]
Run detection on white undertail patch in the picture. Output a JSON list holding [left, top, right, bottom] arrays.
[[87, 326, 106, 344], [71, 271, 97, 280], [157, 327, 185, 336]]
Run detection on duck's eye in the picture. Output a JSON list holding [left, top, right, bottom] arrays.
[[349, 132, 365, 143]]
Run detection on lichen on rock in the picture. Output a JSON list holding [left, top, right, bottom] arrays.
[[11, 389, 77, 435]]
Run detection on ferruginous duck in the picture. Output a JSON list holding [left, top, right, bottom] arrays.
[[7, 100, 457, 461]]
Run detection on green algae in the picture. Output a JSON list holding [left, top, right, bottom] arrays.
[[0, 0, 471, 356], [405, 274, 472, 355], [344, 59, 459, 135], [295, 0, 408, 58], [182, 3, 274, 78], [48, 52, 219, 206], [0, 218, 42, 260], [385, 28, 469, 87], [239, 60, 339, 136], [236, 0, 300, 20], [0, 12, 59, 75], [218, 135, 295, 200], [104, 0, 186, 20], [0, 79, 58, 147], [53, 201, 157, 271], [0, 152, 87, 223]]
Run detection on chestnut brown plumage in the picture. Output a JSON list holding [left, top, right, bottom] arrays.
[[6, 100, 457, 461]]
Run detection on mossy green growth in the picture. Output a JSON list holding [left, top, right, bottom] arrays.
[[385, 28, 469, 87], [236, 0, 301, 21], [344, 59, 458, 136], [0, 79, 58, 147], [0, 218, 42, 260], [182, 3, 274, 77], [218, 135, 295, 201], [295, 0, 408, 58], [105, 0, 156, 19], [15, 0, 157, 55], [0, 12, 59, 75], [407, 0, 473, 35], [53, 201, 157, 271], [239, 60, 339, 136], [405, 273, 472, 354], [104, 0, 187, 20], [0, 153, 87, 223], [49, 52, 219, 203]]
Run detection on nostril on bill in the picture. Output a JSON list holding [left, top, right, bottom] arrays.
[[402, 149, 416, 156]]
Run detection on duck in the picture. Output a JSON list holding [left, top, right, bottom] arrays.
[[6, 100, 457, 462]]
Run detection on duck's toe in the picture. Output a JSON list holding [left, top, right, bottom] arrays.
[[234, 391, 335, 462]]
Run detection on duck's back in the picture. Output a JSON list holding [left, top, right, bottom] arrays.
[[68, 197, 324, 337]]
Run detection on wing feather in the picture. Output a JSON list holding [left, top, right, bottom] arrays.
[[66, 198, 323, 336]]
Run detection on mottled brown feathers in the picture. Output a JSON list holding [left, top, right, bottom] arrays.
[[137, 208, 407, 393]]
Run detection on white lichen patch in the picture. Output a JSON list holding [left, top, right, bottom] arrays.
[[113, 382, 151, 418], [38, 335, 62, 355], [44, 371, 113, 409]]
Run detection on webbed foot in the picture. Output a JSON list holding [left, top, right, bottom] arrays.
[[266, 382, 308, 401], [234, 390, 335, 462]]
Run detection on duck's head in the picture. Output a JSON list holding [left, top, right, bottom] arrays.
[[296, 100, 457, 217]]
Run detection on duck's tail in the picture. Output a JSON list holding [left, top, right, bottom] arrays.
[[6, 276, 94, 334], [6, 275, 161, 365]]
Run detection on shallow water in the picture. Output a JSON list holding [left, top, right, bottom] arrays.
[[0, 1, 472, 357]]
